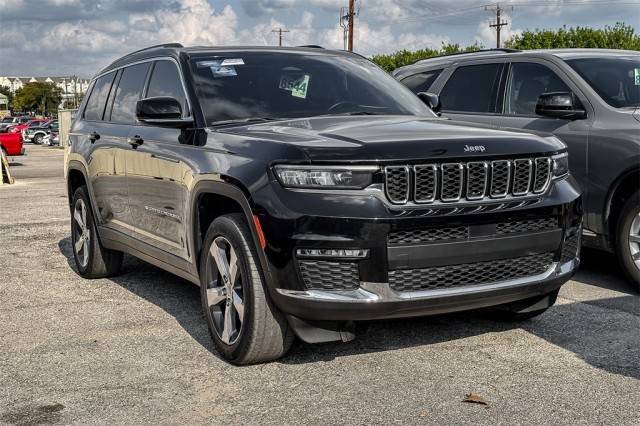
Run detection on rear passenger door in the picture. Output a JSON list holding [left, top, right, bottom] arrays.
[[125, 59, 193, 260], [435, 62, 506, 126]]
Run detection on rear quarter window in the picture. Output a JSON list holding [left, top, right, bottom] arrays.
[[84, 72, 116, 121]]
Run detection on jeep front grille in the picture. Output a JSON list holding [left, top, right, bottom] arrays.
[[388, 252, 554, 292], [299, 260, 359, 290], [384, 157, 553, 205]]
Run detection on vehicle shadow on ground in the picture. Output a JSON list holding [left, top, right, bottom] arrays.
[[58, 238, 639, 377]]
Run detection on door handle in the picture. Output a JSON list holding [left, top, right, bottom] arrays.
[[88, 131, 100, 143], [127, 135, 144, 148]]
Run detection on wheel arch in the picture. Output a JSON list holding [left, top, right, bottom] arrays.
[[605, 165, 640, 245], [189, 179, 272, 287]]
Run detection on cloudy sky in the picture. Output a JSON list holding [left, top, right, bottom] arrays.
[[0, 0, 638, 77]]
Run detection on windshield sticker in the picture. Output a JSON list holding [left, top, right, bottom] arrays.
[[221, 58, 244, 66], [197, 60, 238, 77], [279, 73, 310, 99], [634, 68, 640, 85]]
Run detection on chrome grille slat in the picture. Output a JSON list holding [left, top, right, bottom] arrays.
[[384, 156, 552, 205]]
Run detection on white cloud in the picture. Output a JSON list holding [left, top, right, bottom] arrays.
[[475, 12, 522, 48]]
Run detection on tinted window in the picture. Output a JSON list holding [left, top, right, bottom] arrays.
[[84, 72, 115, 121], [401, 69, 443, 93], [440, 64, 502, 113], [110, 62, 151, 123], [505, 63, 571, 115], [567, 57, 640, 108], [190, 52, 434, 124], [147, 60, 187, 116]]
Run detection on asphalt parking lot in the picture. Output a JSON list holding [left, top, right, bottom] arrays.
[[1, 145, 638, 425]]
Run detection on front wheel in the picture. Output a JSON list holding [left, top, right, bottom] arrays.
[[616, 191, 640, 292], [33, 133, 43, 144], [70, 186, 123, 278], [200, 213, 293, 365]]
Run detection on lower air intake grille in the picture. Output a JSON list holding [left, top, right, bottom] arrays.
[[561, 228, 581, 263], [299, 260, 359, 290], [388, 252, 554, 292], [496, 217, 558, 234], [388, 226, 469, 245]]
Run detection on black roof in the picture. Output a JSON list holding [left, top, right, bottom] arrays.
[[96, 43, 353, 78]]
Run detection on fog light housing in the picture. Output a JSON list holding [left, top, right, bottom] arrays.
[[296, 248, 369, 259]]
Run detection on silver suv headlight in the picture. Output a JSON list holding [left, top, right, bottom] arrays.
[[274, 165, 378, 189]]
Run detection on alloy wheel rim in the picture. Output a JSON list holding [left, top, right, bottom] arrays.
[[205, 236, 245, 345], [73, 198, 90, 268], [629, 212, 640, 271]]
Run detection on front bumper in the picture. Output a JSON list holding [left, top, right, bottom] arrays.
[[252, 175, 582, 321]]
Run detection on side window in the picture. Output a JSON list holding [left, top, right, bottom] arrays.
[[440, 63, 502, 113], [400, 69, 443, 93], [505, 62, 571, 115], [146, 60, 188, 116], [84, 72, 115, 121], [109, 62, 151, 123]]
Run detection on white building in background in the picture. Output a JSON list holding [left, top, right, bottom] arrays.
[[0, 76, 90, 103]]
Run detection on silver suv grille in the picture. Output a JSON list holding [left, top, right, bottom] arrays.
[[384, 157, 552, 205]]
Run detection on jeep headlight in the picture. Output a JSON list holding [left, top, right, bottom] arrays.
[[274, 165, 377, 189], [552, 152, 569, 178]]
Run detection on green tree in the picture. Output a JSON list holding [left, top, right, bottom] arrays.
[[371, 43, 482, 73], [505, 22, 640, 50], [12, 82, 62, 115]]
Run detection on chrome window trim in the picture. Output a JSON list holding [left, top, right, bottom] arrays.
[[384, 166, 410, 204], [413, 164, 438, 203], [466, 161, 489, 201], [440, 163, 464, 202], [88, 56, 193, 120]]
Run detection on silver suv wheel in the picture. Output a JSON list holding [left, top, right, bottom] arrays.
[[73, 198, 91, 268], [629, 212, 640, 271]]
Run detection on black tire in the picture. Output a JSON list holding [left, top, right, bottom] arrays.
[[615, 191, 640, 292], [484, 289, 559, 321], [200, 213, 293, 365], [70, 186, 123, 278], [33, 133, 43, 144]]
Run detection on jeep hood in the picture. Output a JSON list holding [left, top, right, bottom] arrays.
[[217, 116, 565, 162]]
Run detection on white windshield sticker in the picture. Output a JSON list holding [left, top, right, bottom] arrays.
[[221, 58, 244, 66], [197, 60, 238, 77], [279, 73, 310, 99], [634, 68, 640, 86]]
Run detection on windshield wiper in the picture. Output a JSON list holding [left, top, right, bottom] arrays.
[[210, 117, 282, 127]]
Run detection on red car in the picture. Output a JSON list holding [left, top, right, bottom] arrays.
[[9, 119, 48, 135], [0, 132, 25, 156]]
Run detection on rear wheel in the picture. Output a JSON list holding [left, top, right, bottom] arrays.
[[200, 213, 293, 365], [33, 133, 43, 144], [616, 191, 640, 292], [484, 289, 559, 321], [71, 186, 123, 278]]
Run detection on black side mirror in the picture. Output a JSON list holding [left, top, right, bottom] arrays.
[[535, 92, 586, 120], [136, 97, 192, 127], [417, 92, 441, 114]]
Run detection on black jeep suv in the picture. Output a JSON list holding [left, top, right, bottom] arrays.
[[66, 44, 582, 364]]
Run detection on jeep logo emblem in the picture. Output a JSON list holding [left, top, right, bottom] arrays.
[[464, 144, 486, 153]]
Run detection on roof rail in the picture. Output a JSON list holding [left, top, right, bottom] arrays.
[[412, 48, 521, 65], [298, 45, 324, 49], [120, 43, 184, 59]]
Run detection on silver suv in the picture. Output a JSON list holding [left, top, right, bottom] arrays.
[[394, 49, 640, 290]]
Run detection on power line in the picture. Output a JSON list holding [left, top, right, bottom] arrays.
[[487, 3, 510, 48]]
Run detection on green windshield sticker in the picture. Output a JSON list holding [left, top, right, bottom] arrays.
[[279, 74, 310, 99], [635, 68, 640, 86]]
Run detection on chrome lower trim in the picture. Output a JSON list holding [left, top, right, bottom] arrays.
[[276, 260, 576, 303]]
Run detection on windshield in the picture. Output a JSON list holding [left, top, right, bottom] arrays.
[[190, 51, 434, 124], [567, 56, 640, 108]]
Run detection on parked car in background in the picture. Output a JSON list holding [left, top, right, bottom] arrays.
[[66, 44, 581, 364], [42, 126, 59, 146], [0, 131, 25, 157], [394, 48, 640, 290], [0, 116, 30, 133], [10, 118, 48, 135], [24, 120, 57, 144]]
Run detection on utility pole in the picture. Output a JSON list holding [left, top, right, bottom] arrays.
[[339, 0, 358, 51], [271, 27, 289, 47], [488, 3, 509, 48]]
